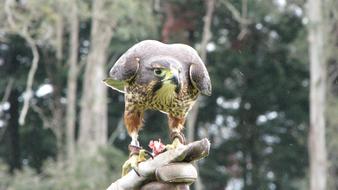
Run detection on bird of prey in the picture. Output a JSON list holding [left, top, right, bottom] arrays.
[[104, 40, 211, 176]]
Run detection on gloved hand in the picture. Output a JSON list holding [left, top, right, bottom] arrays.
[[140, 163, 197, 190]]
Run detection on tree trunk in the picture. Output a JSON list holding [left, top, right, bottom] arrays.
[[324, 0, 338, 189], [187, 0, 214, 143], [56, 13, 64, 67], [79, 0, 114, 153], [308, 0, 327, 189], [51, 14, 65, 161], [66, 0, 79, 162], [186, 1, 215, 189]]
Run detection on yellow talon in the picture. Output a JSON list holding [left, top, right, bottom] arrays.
[[121, 149, 148, 176], [165, 138, 184, 150], [138, 149, 148, 162]]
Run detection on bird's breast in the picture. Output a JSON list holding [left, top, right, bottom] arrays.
[[152, 82, 177, 105], [150, 85, 199, 117], [125, 83, 198, 117]]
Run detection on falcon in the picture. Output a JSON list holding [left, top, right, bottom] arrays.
[[104, 40, 211, 176]]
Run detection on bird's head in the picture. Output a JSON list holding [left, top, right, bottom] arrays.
[[105, 40, 211, 96], [148, 57, 182, 95]]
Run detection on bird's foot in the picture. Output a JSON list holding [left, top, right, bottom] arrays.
[[165, 137, 184, 150], [122, 145, 153, 176], [166, 131, 186, 150]]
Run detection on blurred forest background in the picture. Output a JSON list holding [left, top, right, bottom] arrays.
[[0, 0, 337, 190]]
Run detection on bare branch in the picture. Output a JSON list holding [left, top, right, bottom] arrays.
[[5, 0, 40, 126], [220, 0, 251, 40], [56, 14, 64, 66], [238, 0, 249, 40], [18, 34, 39, 126], [4, 0, 18, 31], [199, 0, 215, 62], [31, 103, 51, 128], [1, 77, 14, 104], [108, 115, 125, 145], [0, 78, 14, 143], [221, 0, 249, 24]]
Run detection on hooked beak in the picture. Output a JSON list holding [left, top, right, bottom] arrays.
[[169, 69, 181, 94], [161, 68, 180, 86], [170, 70, 180, 86]]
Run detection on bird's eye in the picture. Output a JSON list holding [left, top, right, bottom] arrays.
[[154, 69, 162, 76]]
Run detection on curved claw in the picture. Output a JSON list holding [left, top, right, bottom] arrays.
[[144, 150, 154, 159], [132, 167, 141, 177], [122, 154, 137, 176], [122, 149, 152, 176]]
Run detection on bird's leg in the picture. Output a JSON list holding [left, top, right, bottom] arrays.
[[122, 140, 148, 176], [122, 134, 153, 176], [166, 115, 186, 150], [130, 132, 140, 147], [122, 110, 150, 176]]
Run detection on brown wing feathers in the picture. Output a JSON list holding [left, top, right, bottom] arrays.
[[109, 51, 140, 81]]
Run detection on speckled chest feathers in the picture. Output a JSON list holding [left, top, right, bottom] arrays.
[[125, 81, 199, 118]]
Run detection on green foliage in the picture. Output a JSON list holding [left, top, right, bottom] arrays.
[[97, 0, 157, 40], [20, 124, 57, 171], [0, 147, 126, 190], [192, 1, 310, 189]]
